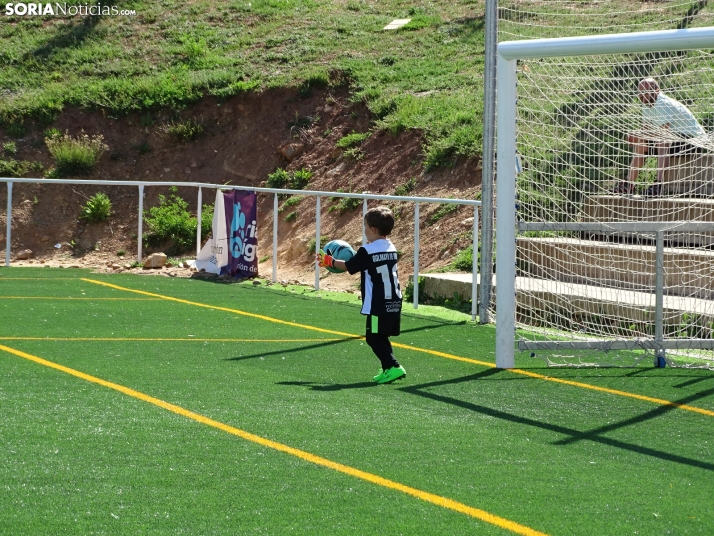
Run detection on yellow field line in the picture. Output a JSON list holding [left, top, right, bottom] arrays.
[[0, 296, 161, 300], [0, 343, 547, 536], [0, 337, 341, 343], [392, 342, 493, 367], [82, 279, 714, 419], [84, 278, 359, 337]]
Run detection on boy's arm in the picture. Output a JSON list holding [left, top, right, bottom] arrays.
[[343, 247, 370, 275], [317, 247, 369, 274], [316, 251, 347, 271]]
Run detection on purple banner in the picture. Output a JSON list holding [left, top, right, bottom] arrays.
[[223, 190, 258, 278]]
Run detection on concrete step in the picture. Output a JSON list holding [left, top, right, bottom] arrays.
[[662, 153, 714, 196], [518, 237, 714, 298], [516, 276, 714, 335], [410, 273, 478, 303], [582, 195, 714, 246], [408, 272, 714, 332]]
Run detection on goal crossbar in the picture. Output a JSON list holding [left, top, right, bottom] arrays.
[[498, 27, 714, 60]]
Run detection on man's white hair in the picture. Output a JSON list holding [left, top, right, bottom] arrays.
[[638, 77, 660, 91]]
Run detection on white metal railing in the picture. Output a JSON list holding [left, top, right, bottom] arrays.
[[1, 177, 481, 319]]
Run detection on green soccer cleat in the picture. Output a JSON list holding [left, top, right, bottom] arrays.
[[377, 366, 406, 384], [372, 369, 385, 382]]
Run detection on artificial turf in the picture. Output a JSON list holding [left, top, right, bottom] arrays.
[[1, 267, 713, 535]]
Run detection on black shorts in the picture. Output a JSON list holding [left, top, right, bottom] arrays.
[[366, 314, 401, 337], [646, 139, 703, 157]]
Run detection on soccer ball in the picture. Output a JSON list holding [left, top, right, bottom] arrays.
[[322, 239, 356, 274]]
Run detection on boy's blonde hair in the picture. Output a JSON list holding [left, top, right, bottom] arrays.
[[364, 206, 395, 236]]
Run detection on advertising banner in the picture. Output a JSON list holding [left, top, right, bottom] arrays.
[[195, 189, 258, 277], [224, 190, 259, 278]]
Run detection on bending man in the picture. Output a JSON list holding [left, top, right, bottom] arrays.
[[616, 77, 705, 196]]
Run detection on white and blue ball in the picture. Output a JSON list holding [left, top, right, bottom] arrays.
[[322, 240, 356, 273]]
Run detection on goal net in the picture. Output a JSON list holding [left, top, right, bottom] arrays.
[[495, 7, 714, 369]]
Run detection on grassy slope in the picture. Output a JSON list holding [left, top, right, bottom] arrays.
[[0, 0, 485, 168], [1, 1, 711, 170]]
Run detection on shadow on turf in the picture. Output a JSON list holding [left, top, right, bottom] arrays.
[[554, 385, 714, 446], [224, 323, 450, 363], [400, 370, 714, 472], [524, 367, 714, 383], [277, 380, 377, 391], [621, 369, 714, 386], [277, 369, 502, 393], [278, 367, 714, 470], [224, 337, 361, 362], [673, 376, 714, 388]]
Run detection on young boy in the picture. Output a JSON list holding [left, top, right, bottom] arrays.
[[317, 206, 406, 384]]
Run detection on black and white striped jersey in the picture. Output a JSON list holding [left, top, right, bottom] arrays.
[[345, 238, 403, 316]]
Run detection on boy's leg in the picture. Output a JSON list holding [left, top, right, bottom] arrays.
[[366, 315, 405, 383], [365, 315, 400, 371]]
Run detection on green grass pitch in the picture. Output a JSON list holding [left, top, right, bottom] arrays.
[[1, 267, 713, 535]]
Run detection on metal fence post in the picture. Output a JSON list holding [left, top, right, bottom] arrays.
[[272, 193, 278, 283], [362, 199, 368, 245], [480, 0, 497, 325], [471, 205, 479, 321], [138, 184, 144, 263], [5, 181, 12, 267], [655, 231, 666, 367], [315, 196, 321, 291], [196, 187, 202, 257], [413, 202, 420, 309]]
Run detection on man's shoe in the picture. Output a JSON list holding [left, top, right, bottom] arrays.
[[643, 183, 662, 197], [373, 369, 385, 382], [377, 366, 406, 384], [613, 181, 634, 194]]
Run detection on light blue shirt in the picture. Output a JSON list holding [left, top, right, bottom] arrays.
[[642, 93, 705, 137]]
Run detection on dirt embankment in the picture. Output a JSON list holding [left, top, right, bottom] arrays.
[[0, 87, 481, 289]]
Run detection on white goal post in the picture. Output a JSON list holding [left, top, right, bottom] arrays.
[[496, 27, 714, 369]]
